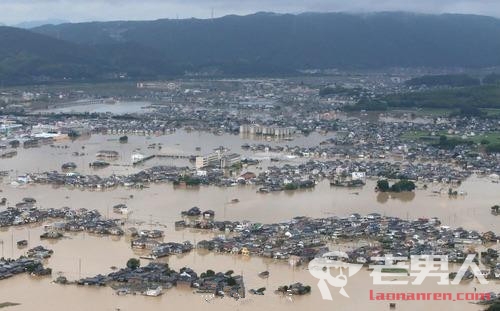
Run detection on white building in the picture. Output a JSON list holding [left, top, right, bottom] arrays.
[[351, 172, 366, 180], [240, 124, 296, 136], [195, 151, 241, 169], [132, 152, 145, 163]]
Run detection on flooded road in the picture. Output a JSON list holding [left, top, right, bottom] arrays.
[[1, 131, 500, 310], [33, 100, 155, 115], [0, 178, 499, 310], [0, 240, 497, 311], [1, 175, 499, 232]]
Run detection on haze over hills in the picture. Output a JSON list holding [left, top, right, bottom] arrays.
[[0, 26, 105, 84], [2, 12, 500, 84], [0, 26, 181, 84], [14, 19, 69, 29]]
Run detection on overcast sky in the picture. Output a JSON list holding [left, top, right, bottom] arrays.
[[2, 0, 500, 25]]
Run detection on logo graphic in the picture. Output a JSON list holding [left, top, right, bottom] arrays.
[[310, 252, 489, 300], [308, 251, 363, 299]]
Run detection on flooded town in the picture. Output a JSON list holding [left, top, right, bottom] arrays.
[[3, 4, 500, 310], [1, 74, 500, 311]]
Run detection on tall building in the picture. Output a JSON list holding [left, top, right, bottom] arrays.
[[239, 124, 296, 136], [195, 151, 241, 169]]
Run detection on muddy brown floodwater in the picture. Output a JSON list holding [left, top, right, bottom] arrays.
[[0, 179, 498, 310], [0, 246, 498, 311], [1, 132, 500, 310], [1, 131, 329, 177], [2, 176, 499, 232]]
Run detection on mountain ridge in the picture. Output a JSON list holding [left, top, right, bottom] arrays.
[[2, 12, 500, 84]]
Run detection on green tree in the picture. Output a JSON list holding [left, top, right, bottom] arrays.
[[126, 258, 140, 270], [205, 269, 215, 277], [390, 180, 416, 192], [487, 303, 500, 311], [376, 180, 390, 192]]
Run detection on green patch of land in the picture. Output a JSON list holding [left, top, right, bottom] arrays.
[[347, 84, 500, 113], [401, 130, 500, 152], [486, 303, 500, 311], [319, 86, 363, 97], [405, 74, 480, 88], [381, 268, 408, 274], [400, 130, 439, 141], [384, 84, 500, 109], [389, 108, 453, 118], [402, 130, 500, 144], [482, 108, 500, 117], [0, 302, 20, 309]]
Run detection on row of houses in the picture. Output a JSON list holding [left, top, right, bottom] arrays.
[[176, 214, 499, 269], [0, 202, 123, 236], [0, 256, 52, 280], [75, 263, 245, 299]]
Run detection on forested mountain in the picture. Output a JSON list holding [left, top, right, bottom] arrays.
[[33, 12, 500, 69], [3, 12, 500, 84]]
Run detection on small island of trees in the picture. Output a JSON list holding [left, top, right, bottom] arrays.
[[173, 176, 202, 186], [376, 179, 416, 193], [486, 302, 500, 311], [126, 258, 140, 270]]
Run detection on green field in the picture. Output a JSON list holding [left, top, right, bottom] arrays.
[[401, 130, 500, 145], [381, 268, 408, 274], [348, 83, 500, 113], [384, 84, 500, 109], [393, 107, 500, 117], [482, 108, 500, 117], [400, 130, 440, 141], [391, 108, 453, 117]]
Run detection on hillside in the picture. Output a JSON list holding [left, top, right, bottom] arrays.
[[3, 12, 500, 84], [0, 26, 105, 84], [33, 12, 500, 71], [0, 27, 182, 84]]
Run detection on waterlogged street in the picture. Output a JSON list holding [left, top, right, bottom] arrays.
[[2, 80, 500, 310]]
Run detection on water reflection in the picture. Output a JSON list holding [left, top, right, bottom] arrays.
[[36, 101, 155, 114], [376, 191, 416, 203]]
